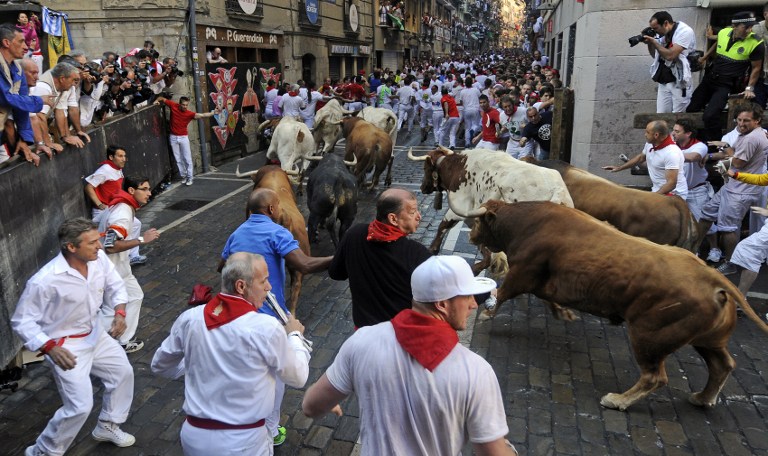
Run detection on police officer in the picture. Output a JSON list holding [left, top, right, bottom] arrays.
[[687, 11, 765, 141]]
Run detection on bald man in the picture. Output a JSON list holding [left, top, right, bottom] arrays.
[[219, 187, 330, 445], [329, 188, 432, 328], [603, 120, 688, 198]]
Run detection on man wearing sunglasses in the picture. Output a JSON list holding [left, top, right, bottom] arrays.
[[98, 175, 160, 353]]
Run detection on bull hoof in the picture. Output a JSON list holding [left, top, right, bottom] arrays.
[[477, 309, 494, 321], [689, 392, 716, 408], [600, 393, 629, 411], [554, 307, 578, 321]]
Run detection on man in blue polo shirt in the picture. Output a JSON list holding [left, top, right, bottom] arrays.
[[219, 187, 331, 446]]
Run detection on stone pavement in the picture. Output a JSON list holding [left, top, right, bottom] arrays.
[[1, 131, 767, 456]]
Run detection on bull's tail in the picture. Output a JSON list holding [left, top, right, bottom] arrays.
[[720, 284, 768, 334]]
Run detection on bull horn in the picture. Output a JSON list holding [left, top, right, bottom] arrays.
[[235, 164, 259, 178], [447, 192, 487, 218], [331, 119, 344, 125], [284, 168, 300, 176], [407, 147, 428, 161], [437, 145, 454, 155], [305, 155, 323, 161], [257, 119, 272, 133], [344, 154, 357, 166]]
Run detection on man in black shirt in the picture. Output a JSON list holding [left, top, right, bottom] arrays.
[[329, 189, 432, 328], [686, 11, 765, 141], [520, 107, 553, 160]]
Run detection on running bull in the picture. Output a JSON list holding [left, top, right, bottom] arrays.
[[335, 116, 394, 190], [233, 165, 311, 314], [465, 199, 768, 411], [538, 160, 700, 251], [305, 153, 359, 247], [408, 147, 574, 253]]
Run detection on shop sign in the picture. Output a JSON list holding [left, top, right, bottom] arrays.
[[204, 26, 279, 45], [349, 4, 359, 32], [237, 0, 258, 15], [330, 44, 371, 55], [306, 0, 319, 24]]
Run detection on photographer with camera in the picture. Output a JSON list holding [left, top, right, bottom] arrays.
[[686, 11, 764, 141], [638, 11, 696, 113]]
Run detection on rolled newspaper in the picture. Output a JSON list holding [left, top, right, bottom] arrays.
[[264, 292, 313, 352]]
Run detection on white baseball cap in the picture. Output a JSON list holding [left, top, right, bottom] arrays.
[[411, 255, 496, 302]]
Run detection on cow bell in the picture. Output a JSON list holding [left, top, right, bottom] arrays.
[[434, 191, 443, 210]]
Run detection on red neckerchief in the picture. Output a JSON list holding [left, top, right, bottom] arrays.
[[391, 309, 459, 372], [204, 293, 256, 330], [99, 160, 122, 170], [679, 138, 701, 150], [288, 90, 299, 97], [366, 220, 407, 242], [107, 190, 140, 209], [651, 135, 675, 152]]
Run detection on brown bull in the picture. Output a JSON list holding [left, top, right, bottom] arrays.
[[248, 165, 311, 313], [537, 160, 700, 252], [337, 116, 393, 189], [468, 200, 768, 411]]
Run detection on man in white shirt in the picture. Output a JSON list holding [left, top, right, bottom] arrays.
[[30, 62, 86, 149], [672, 119, 710, 220], [98, 176, 161, 353], [603, 120, 688, 199], [278, 84, 306, 119], [12, 218, 136, 456], [396, 80, 417, 133], [302, 255, 517, 456], [458, 76, 481, 148], [152, 252, 311, 455], [645, 11, 696, 113]]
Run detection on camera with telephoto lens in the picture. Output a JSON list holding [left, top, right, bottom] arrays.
[[168, 63, 184, 77], [628, 27, 657, 47]]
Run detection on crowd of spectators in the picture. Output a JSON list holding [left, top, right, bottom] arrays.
[[0, 15, 183, 168]]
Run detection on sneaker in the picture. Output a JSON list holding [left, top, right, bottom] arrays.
[[25, 446, 44, 456], [129, 255, 147, 266], [716, 262, 738, 276], [706, 248, 722, 263], [122, 339, 144, 354], [273, 426, 287, 446], [180, 177, 188, 185], [92, 420, 136, 447], [186, 178, 193, 186]]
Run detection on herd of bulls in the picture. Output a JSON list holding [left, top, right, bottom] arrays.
[[235, 100, 768, 412]]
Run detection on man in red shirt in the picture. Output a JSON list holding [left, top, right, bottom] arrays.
[[154, 96, 216, 186], [439, 86, 460, 149], [343, 75, 367, 111], [472, 94, 501, 150]]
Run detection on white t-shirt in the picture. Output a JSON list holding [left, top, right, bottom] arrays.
[[642, 142, 688, 197], [326, 322, 509, 456], [680, 139, 708, 188], [458, 86, 481, 111], [279, 94, 306, 117], [300, 90, 323, 119]]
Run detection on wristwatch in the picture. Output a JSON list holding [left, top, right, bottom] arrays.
[[746, 86, 754, 91], [138, 236, 144, 244]]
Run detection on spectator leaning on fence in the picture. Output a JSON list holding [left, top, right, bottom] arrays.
[[0, 23, 50, 166]]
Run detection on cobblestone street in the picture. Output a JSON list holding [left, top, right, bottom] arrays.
[[1, 132, 767, 456]]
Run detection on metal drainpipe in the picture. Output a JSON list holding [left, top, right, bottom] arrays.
[[188, 0, 210, 173]]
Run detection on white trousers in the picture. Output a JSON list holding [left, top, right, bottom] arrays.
[[170, 134, 194, 180], [731, 219, 768, 273], [34, 330, 133, 456], [506, 138, 533, 159], [476, 140, 499, 150], [440, 117, 460, 148], [101, 275, 143, 344], [685, 182, 713, 222], [181, 421, 273, 456], [266, 379, 285, 438], [397, 105, 415, 131], [420, 108, 432, 128], [432, 111, 443, 143], [462, 109, 481, 146], [93, 209, 142, 260], [656, 82, 691, 113]]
